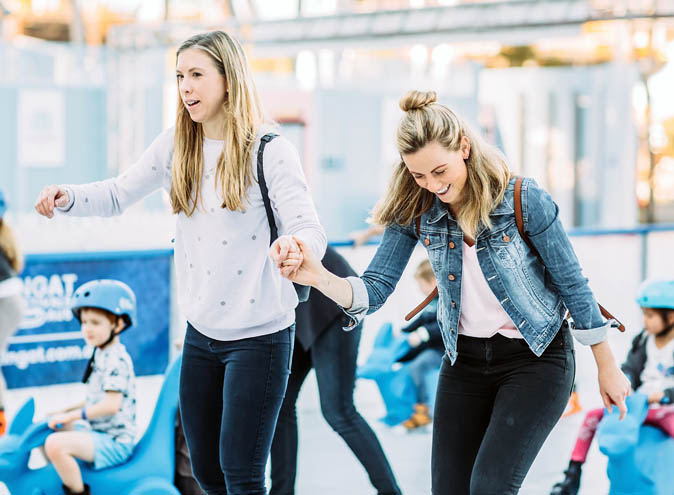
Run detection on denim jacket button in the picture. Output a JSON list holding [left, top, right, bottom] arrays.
[[448, 274, 455, 281], [424, 237, 430, 246], [503, 234, 510, 242], [449, 241, 455, 249], [451, 300, 456, 308]]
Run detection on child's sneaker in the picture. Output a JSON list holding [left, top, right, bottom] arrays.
[[62, 483, 91, 495], [402, 403, 432, 431], [0, 408, 5, 436]]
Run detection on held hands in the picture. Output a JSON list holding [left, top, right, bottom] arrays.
[[269, 235, 303, 278], [275, 236, 325, 288], [597, 364, 632, 420], [35, 185, 69, 218]]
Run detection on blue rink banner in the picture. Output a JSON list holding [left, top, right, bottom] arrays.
[[1, 250, 172, 388]]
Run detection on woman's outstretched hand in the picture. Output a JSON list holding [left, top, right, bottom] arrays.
[[35, 185, 69, 218]]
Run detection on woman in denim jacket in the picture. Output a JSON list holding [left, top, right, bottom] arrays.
[[281, 91, 631, 494]]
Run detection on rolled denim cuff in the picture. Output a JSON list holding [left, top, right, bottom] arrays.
[[571, 319, 615, 346], [56, 186, 75, 212], [341, 276, 368, 331]]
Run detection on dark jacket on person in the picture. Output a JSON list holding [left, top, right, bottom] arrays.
[[0, 248, 16, 283], [621, 329, 674, 405], [295, 246, 358, 350], [396, 296, 444, 363]]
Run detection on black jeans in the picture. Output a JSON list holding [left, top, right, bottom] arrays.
[[270, 322, 401, 495], [432, 324, 575, 495], [179, 323, 294, 495]]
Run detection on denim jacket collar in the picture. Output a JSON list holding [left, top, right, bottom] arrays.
[[424, 181, 516, 227]]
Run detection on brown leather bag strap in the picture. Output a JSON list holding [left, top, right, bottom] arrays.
[[597, 304, 625, 331], [405, 286, 439, 321], [415, 216, 421, 237], [514, 177, 625, 332], [514, 177, 537, 255]]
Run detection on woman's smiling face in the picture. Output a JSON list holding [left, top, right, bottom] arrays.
[[402, 137, 470, 208]]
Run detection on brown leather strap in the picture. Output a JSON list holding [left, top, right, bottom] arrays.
[[597, 304, 625, 331], [405, 286, 439, 321], [513, 177, 625, 332], [514, 177, 536, 254], [416, 216, 421, 237]]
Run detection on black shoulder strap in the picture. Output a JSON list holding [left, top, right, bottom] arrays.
[[257, 133, 279, 246]]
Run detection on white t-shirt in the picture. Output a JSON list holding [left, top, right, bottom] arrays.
[[638, 334, 674, 397], [458, 241, 522, 339], [60, 127, 327, 340]]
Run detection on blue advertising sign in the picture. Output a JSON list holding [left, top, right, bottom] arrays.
[[1, 250, 172, 388]]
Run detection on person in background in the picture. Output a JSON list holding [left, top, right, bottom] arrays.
[[349, 223, 385, 248], [395, 259, 444, 431], [45, 280, 137, 495], [550, 279, 674, 495], [270, 245, 401, 495], [0, 188, 24, 436]]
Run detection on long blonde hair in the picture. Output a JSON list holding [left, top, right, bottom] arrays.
[[373, 90, 511, 238], [0, 220, 23, 274], [170, 31, 264, 216]]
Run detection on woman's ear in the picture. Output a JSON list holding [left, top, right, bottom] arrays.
[[461, 135, 471, 159]]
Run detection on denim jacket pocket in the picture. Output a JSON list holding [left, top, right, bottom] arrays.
[[419, 230, 448, 250], [488, 221, 522, 269]]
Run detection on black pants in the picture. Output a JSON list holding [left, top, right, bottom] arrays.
[[270, 322, 401, 495], [432, 325, 575, 495], [179, 323, 294, 495]]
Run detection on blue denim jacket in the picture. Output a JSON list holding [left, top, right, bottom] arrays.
[[346, 178, 614, 364]]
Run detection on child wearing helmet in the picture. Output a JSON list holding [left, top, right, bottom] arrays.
[[550, 279, 674, 495], [44, 279, 138, 495]]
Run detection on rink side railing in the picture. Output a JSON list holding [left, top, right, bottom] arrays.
[[9, 223, 674, 388]]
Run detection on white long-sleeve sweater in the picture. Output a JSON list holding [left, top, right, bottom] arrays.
[[59, 127, 327, 340]]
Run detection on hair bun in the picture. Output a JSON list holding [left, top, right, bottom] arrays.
[[400, 90, 438, 112]]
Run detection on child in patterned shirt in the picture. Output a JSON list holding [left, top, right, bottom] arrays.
[[45, 279, 138, 495]]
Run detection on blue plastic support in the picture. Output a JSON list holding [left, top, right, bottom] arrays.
[[0, 354, 182, 495], [357, 323, 439, 426], [597, 393, 674, 495]]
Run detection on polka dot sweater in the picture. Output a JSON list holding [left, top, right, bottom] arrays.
[[59, 127, 327, 340]]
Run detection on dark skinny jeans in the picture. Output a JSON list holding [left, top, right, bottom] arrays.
[[270, 321, 401, 495], [432, 324, 575, 495], [180, 322, 294, 495]]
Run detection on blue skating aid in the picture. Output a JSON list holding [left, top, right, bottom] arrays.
[[0, 355, 183, 495], [597, 393, 674, 495], [598, 392, 649, 456], [357, 323, 438, 426]]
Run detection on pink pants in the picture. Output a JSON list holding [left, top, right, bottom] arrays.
[[571, 405, 674, 463]]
